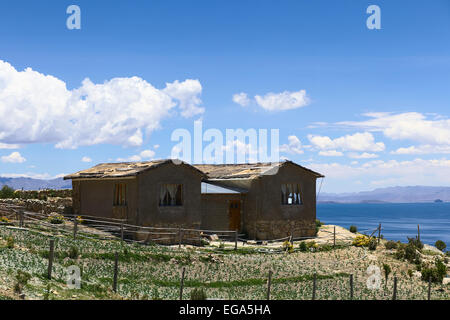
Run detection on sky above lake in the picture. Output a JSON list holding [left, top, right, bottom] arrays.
[[0, 0, 450, 192]]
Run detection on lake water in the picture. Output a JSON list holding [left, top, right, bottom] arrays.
[[317, 203, 450, 249]]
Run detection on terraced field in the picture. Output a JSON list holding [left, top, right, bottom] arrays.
[[0, 222, 448, 300]]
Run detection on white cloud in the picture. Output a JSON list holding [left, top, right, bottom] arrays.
[[308, 132, 385, 152], [309, 158, 450, 190], [0, 60, 204, 149], [347, 152, 379, 159], [232, 92, 251, 107], [163, 79, 204, 118], [1, 151, 26, 163], [339, 112, 450, 146], [0, 143, 19, 149], [254, 89, 309, 111], [116, 149, 156, 162], [81, 156, 92, 163], [391, 145, 450, 155], [279, 135, 304, 154], [318, 150, 343, 157], [139, 149, 156, 159]]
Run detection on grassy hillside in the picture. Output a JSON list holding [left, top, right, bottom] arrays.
[[0, 222, 448, 300]]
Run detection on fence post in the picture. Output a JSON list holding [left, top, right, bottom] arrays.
[[266, 270, 272, 300], [19, 210, 24, 228], [120, 223, 124, 242], [47, 239, 55, 280], [333, 226, 336, 247], [378, 223, 381, 244], [312, 273, 317, 300], [179, 267, 186, 300], [349, 274, 354, 300], [417, 224, 420, 242], [113, 252, 119, 293], [73, 216, 78, 240], [427, 276, 431, 300], [234, 231, 238, 250], [178, 226, 182, 249], [392, 276, 397, 300]]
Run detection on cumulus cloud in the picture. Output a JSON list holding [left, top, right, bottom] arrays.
[[254, 90, 309, 111], [116, 149, 156, 162], [308, 132, 385, 153], [348, 152, 379, 159], [339, 112, 450, 146], [0, 60, 204, 149], [318, 150, 343, 157], [0, 143, 19, 149], [232, 92, 251, 107], [391, 145, 450, 155], [309, 158, 450, 189], [81, 156, 92, 163], [1, 151, 26, 163], [279, 135, 304, 155]]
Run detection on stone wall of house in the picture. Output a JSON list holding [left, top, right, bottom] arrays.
[[252, 220, 316, 240]]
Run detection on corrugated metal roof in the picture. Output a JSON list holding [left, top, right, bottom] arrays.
[[64, 159, 324, 180], [201, 182, 245, 194], [64, 159, 205, 180]]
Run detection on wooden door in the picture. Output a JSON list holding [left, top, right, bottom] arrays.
[[229, 200, 241, 231]]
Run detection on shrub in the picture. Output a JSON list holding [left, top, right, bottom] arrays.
[[385, 240, 398, 250], [421, 259, 447, 283], [396, 237, 423, 264], [315, 219, 323, 234], [47, 213, 65, 225], [368, 238, 378, 251], [407, 236, 423, 250], [306, 241, 318, 252], [407, 269, 413, 278], [298, 241, 308, 252], [349, 225, 357, 233], [14, 270, 31, 294], [435, 240, 446, 252], [352, 235, 370, 247], [190, 288, 207, 300], [0, 185, 15, 199], [282, 240, 293, 253], [6, 236, 14, 249], [68, 246, 79, 259], [0, 216, 12, 225], [382, 264, 391, 287]]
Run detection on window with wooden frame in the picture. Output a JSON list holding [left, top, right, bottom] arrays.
[[281, 183, 302, 205], [113, 183, 127, 206], [159, 184, 183, 206]]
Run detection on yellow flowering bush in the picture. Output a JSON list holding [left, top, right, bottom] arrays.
[[352, 235, 371, 247], [282, 240, 294, 253], [47, 213, 65, 225], [0, 216, 11, 225]]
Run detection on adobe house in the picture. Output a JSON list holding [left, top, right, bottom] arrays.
[[64, 159, 324, 240]]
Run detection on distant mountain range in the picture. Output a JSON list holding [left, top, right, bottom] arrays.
[[319, 186, 450, 203], [0, 177, 71, 190]]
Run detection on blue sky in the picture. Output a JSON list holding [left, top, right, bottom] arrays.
[[0, 0, 450, 192]]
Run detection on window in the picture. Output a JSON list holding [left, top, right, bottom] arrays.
[[281, 183, 302, 205], [159, 184, 183, 206], [114, 183, 127, 206]]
